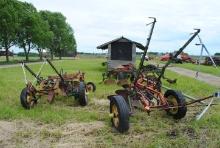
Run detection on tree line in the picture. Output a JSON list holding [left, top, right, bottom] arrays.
[[0, 0, 77, 62]]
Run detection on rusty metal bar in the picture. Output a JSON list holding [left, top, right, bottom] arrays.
[[46, 59, 65, 82], [22, 62, 42, 82], [158, 29, 200, 81], [162, 85, 205, 104], [135, 17, 157, 84], [151, 103, 217, 110], [186, 95, 213, 105]]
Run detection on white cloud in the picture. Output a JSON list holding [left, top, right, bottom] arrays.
[[19, 0, 220, 55]]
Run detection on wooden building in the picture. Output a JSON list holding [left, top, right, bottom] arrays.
[[0, 50, 14, 56], [97, 36, 144, 71]]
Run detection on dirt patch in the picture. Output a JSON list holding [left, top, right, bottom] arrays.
[[0, 120, 105, 148], [93, 98, 109, 106], [182, 127, 197, 139], [58, 121, 104, 147], [0, 121, 15, 146], [167, 128, 179, 139]]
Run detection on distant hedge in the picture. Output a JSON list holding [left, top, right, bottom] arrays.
[[17, 52, 39, 57]]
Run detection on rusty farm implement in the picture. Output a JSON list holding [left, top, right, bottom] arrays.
[[20, 59, 96, 109], [97, 36, 145, 85], [108, 18, 220, 133]]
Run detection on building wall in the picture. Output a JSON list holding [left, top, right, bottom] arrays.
[[107, 40, 136, 71]]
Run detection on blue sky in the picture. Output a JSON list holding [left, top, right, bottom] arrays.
[[19, 0, 220, 55]]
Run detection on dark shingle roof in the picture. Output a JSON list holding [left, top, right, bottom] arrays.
[[97, 36, 145, 50]]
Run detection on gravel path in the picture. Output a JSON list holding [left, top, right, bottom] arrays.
[[168, 66, 220, 87]]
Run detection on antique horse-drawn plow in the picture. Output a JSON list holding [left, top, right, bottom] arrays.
[[108, 18, 220, 133], [20, 59, 96, 109]]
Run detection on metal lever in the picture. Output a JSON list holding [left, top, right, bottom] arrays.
[[157, 29, 200, 81], [135, 17, 157, 84], [146, 17, 156, 26]]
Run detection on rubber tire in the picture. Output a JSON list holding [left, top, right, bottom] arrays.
[[164, 90, 187, 119], [78, 82, 88, 106], [110, 95, 129, 133], [20, 87, 31, 109], [86, 82, 96, 92]]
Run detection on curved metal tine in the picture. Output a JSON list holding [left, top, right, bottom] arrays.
[[21, 62, 28, 85], [32, 58, 47, 84], [196, 91, 219, 120], [196, 98, 214, 120]]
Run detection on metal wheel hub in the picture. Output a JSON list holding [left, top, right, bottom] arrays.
[[167, 96, 178, 114], [112, 104, 119, 127]]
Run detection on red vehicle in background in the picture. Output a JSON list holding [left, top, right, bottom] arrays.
[[160, 53, 172, 61], [181, 52, 194, 63], [160, 52, 194, 63]]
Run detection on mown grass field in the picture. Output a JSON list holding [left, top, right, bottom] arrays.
[[0, 56, 220, 147]]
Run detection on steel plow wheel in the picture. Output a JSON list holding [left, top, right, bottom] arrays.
[[164, 90, 187, 119], [86, 82, 96, 92], [167, 95, 178, 115], [20, 87, 37, 109], [110, 95, 129, 133]]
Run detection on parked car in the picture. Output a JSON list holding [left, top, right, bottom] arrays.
[[160, 52, 193, 64], [160, 53, 171, 61]]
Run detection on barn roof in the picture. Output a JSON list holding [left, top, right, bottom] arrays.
[[97, 36, 145, 50]]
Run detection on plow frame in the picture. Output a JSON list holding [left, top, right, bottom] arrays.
[[20, 59, 95, 109]]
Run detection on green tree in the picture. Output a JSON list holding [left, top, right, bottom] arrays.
[[39, 11, 76, 60], [35, 23, 54, 60], [0, 0, 22, 62], [58, 24, 77, 59], [17, 2, 50, 61], [34, 12, 54, 60], [40, 11, 64, 60]]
